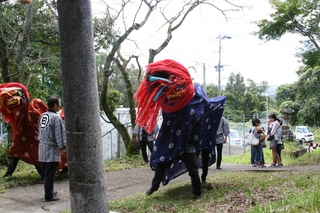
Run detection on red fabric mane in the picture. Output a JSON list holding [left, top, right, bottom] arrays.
[[135, 59, 194, 132]]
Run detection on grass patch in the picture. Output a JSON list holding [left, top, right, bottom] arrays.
[[224, 140, 319, 166], [0, 162, 42, 193], [108, 170, 320, 213], [104, 155, 148, 171]]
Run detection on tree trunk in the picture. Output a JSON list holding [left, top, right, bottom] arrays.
[[57, 1, 109, 212], [15, 4, 33, 82]]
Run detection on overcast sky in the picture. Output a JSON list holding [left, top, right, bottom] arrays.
[[92, 0, 304, 94]]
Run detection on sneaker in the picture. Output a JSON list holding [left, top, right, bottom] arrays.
[[277, 163, 283, 167], [252, 164, 257, 167], [269, 163, 277, 167]]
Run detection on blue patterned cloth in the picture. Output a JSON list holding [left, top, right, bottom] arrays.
[[150, 84, 226, 185]]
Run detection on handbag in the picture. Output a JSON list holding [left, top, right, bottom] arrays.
[[267, 129, 274, 141], [246, 133, 259, 145], [267, 134, 274, 141]]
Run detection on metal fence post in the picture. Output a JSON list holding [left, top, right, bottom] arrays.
[[117, 113, 120, 158]]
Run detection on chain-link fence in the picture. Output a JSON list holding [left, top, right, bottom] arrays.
[[224, 113, 271, 156], [0, 110, 289, 162], [102, 111, 284, 160]]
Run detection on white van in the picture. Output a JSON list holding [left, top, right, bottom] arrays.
[[294, 126, 314, 143], [226, 129, 241, 146]]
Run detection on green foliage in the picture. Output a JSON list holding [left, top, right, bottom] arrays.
[[0, 0, 62, 99], [255, 0, 320, 67], [223, 72, 272, 122], [255, 0, 320, 126], [205, 84, 218, 97], [281, 66, 320, 126], [0, 139, 9, 166], [275, 84, 297, 105]]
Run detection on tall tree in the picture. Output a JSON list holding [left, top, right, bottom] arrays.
[[57, 0, 108, 212], [293, 66, 320, 126], [206, 84, 219, 97], [223, 72, 271, 122], [255, 0, 320, 67], [96, 0, 242, 155], [276, 83, 297, 105], [224, 72, 246, 111], [0, 1, 62, 100]]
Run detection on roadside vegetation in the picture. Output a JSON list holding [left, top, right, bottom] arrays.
[[1, 139, 320, 212]]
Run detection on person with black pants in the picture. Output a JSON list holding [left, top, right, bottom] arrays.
[[3, 156, 20, 177], [215, 117, 230, 170], [133, 124, 159, 163], [38, 95, 66, 202], [146, 145, 201, 199], [3, 156, 43, 178]]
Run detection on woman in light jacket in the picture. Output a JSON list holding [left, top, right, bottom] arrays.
[[267, 113, 281, 167]]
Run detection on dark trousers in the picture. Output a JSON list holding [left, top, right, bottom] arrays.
[[5, 157, 42, 178], [139, 137, 153, 162], [251, 145, 255, 165], [216, 143, 223, 168], [5, 157, 19, 175], [151, 152, 201, 196], [201, 150, 209, 182], [40, 162, 59, 200], [276, 144, 282, 162]]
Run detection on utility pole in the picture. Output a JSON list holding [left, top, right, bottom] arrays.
[[215, 34, 231, 96], [203, 63, 206, 95], [266, 91, 269, 127]]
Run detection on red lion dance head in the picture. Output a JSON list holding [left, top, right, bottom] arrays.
[[135, 59, 195, 132]]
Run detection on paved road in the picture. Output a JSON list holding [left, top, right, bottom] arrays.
[[1, 163, 320, 213]]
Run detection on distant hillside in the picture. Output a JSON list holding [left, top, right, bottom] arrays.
[[268, 85, 278, 99], [219, 84, 278, 99]]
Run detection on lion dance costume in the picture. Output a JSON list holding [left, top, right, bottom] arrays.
[[0, 82, 67, 172], [135, 59, 226, 185]]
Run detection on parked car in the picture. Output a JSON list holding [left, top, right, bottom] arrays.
[[293, 126, 314, 143], [226, 129, 241, 146]]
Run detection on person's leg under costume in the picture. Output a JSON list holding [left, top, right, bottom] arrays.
[[3, 156, 19, 177], [181, 152, 202, 198], [200, 150, 209, 183], [146, 161, 170, 195]]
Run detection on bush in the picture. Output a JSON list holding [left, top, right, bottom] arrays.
[[0, 139, 9, 166]]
